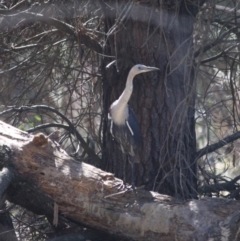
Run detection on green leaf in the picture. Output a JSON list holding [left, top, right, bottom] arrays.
[[34, 114, 41, 121]]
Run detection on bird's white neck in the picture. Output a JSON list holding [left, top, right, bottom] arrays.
[[110, 71, 135, 125], [118, 70, 135, 107]]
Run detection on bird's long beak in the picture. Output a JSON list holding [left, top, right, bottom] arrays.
[[145, 66, 160, 72]]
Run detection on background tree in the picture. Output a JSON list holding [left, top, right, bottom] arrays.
[[100, 0, 199, 198], [0, 0, 240, 240]]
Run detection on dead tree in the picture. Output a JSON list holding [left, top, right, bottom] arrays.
[[0, 120, 240, 241]]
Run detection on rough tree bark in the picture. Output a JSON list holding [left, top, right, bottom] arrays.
[[101, 0, 199, 199], [1, 120, 240, 241]]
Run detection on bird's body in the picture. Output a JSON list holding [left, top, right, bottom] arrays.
[[108, 64, 159, 189], [109, 106, 141, 157]]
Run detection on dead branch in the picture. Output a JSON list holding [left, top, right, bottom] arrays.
[[0, 9, 103, 54], [196, 131, 240, 159], [0, 105, 100, 163], [0, 120, 240, 240]]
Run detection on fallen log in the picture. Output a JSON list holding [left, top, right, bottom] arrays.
[[0, 120, 240, 241]]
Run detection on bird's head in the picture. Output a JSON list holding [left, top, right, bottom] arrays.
[[130, 64, 159, 76]]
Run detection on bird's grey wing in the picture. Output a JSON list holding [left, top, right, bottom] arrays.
[[127, 108, 142, 148]]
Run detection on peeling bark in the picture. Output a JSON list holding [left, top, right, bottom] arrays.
[[0, 120, 239, 240]]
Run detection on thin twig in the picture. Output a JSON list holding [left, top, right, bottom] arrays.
[[0, 106, 101, 162]]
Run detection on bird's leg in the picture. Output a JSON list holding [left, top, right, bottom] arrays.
[[118, 154, 129, 190], [123, 154, 127, 186], [129, 156, 136, 190], [113, 154, 136, 191], [113, 153, 128, 190], [131, 162, 135, 189]]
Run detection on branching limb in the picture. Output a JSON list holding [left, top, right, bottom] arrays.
[[196, 131, 240, 159], [198, 175, 240, 195], [0, 106, 101, 162], [200, 43, 240, 64], [194, 26, 239, 58], [203, 4, 240, 15], [0, 9, 103, 53]]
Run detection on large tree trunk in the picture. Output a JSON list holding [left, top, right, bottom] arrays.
[[101, 1, 198, 198], [1, 120, 240, 241]]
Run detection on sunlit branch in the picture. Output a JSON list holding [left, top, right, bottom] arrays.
[[196, 131, 240, 159]]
